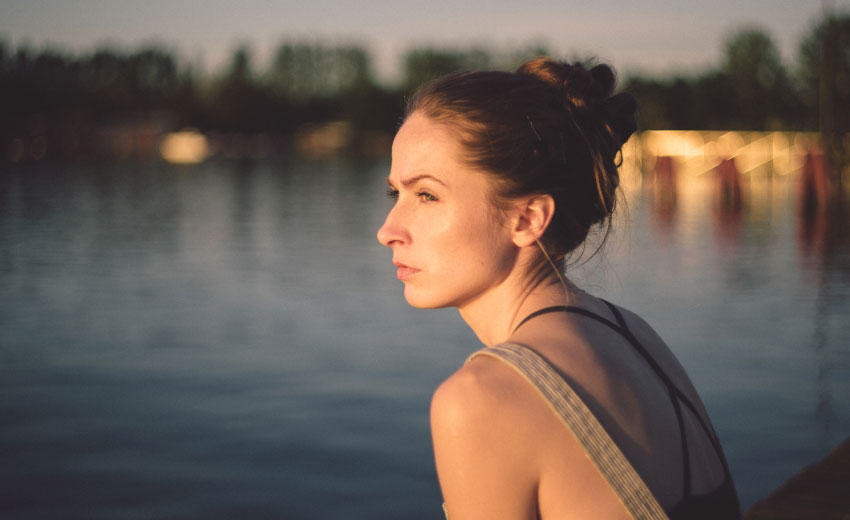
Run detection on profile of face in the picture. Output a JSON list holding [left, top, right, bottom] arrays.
[[377, 112, 519, 309]]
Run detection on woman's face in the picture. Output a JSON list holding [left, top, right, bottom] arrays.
[[377, 112, 518, 309]]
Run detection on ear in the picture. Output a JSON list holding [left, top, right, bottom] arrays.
[[510, 194, 555, 248]]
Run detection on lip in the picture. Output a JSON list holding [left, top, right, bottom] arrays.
[[393, 260, 420, 281]]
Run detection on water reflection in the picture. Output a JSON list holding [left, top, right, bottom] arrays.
[[795, 153, 850, 450], [796, 152, 834, 259], [623, 135, 850, 507], [646, 155, 678, 236], [0, 155, 848, 516], [712, 158, 744, 248]]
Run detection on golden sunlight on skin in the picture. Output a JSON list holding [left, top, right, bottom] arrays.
[[376, 112, 518, 311], [376, 112, 728, 520]]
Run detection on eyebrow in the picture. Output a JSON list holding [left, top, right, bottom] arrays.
[[386, 174, 447, 188]]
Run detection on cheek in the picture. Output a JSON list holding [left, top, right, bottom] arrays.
[[443, 210, 512, 271], [402, 205, 513, 308]]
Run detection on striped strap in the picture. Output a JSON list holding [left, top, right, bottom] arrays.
[[468, 343, 669, 520]]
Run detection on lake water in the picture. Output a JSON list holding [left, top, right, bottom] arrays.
[[1, 158, 848, 519]]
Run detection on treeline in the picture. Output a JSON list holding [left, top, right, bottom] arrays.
[[1, 12, 848, 162], [625, 17, 847, 131]]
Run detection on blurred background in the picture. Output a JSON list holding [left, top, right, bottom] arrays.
[[1, 1, 849, 518]]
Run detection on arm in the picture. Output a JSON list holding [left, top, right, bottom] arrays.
[[430, 358, 542, 520]]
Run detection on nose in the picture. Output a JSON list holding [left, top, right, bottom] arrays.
[[376, 205, 408, 247]]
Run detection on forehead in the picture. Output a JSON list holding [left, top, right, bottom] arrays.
[[389, 112, 471, 184]]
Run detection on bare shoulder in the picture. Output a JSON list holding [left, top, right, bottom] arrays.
[[430, 354, 546, 519], [430, 353, 541, 451], [431, 352, 633, 519], [433, 354, 525, 416]]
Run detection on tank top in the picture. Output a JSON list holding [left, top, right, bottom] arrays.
[[447, 302, 741, 520]]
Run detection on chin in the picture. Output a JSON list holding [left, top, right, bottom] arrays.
[[403, 285, 453, 309]]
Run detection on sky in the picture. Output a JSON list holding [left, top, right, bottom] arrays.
[[1, 0, 847, 83]]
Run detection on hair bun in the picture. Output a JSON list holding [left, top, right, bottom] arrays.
[[517, 58, 636, 148], [603, 92, 638, 148], [516, 59, 610, 109], [586, 63, 616, 101]]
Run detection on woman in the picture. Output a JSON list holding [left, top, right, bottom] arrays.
[[377, 57, 741, 520]]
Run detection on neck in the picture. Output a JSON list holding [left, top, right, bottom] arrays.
[[458, 257, 574, 346]]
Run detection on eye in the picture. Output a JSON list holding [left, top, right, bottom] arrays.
[[385, 188, 399, 201], [417, 191, 438, 202]]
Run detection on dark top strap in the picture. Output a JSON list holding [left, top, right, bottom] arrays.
[[513, 305, 622, 333], [513, 301, 740, 513], [599, 301, 691, 497]]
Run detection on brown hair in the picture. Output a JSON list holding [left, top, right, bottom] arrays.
[[407, 57, 637, 264]]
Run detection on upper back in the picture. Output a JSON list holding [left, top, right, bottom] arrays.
[[434, 297, 739, 519]]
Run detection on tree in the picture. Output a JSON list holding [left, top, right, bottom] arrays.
[[722, 28, 801, 130], [400, 47, 492, 94], [799, 12, 850, 177], [205, 45, 280, 132], [267, 42, 374, 101]]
